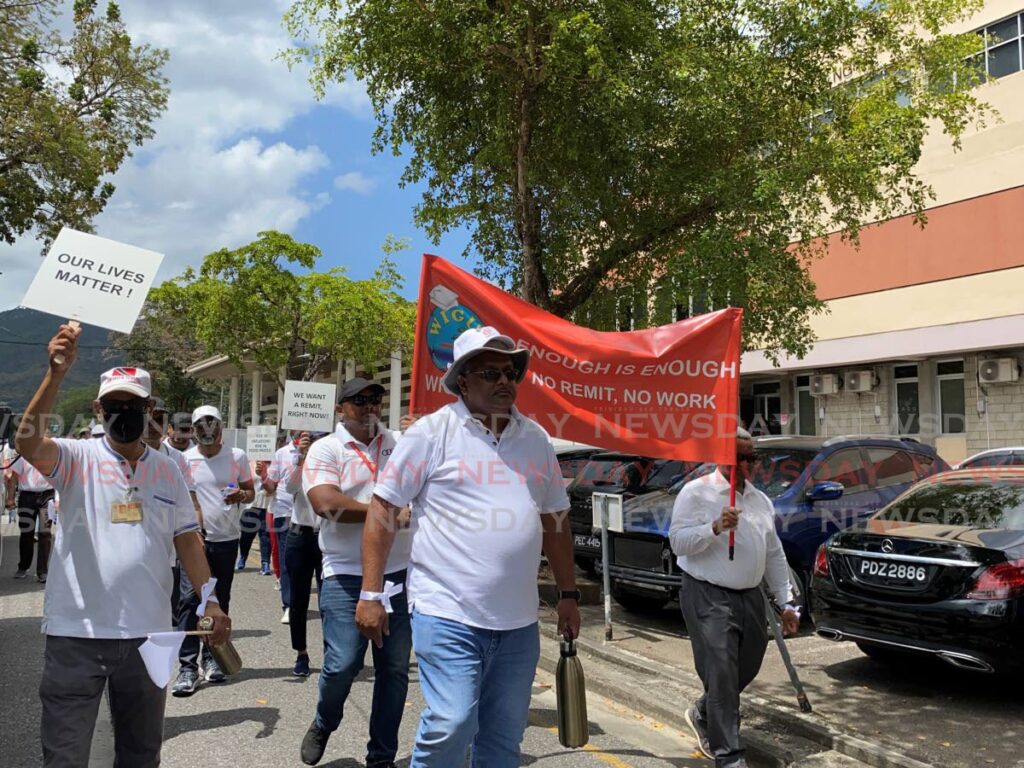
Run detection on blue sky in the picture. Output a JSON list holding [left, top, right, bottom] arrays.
[[0, 0, 478, 310]]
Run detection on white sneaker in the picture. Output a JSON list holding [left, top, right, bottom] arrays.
[[281, 608, 290, 625]]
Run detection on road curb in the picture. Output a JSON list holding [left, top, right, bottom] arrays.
[[538, 627, 931, 768]]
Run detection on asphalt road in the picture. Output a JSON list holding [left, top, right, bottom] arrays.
[[0, 523, 714, 768]]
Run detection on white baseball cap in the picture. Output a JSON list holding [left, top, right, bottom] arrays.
[[97, 367, 152, 399], [191, 405, 223, 424], [442, 326, 529, 395]]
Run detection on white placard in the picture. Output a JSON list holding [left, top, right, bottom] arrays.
[[281, 380, 337, 432], [246, 425, 278, 461], [592, 492, 624, 534], [19, 228, 165, 334]]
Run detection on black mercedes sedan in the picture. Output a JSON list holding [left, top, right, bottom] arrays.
[[810, 468, 1024, 674]]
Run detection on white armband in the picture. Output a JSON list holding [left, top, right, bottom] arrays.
[[359, 580, 403, 614]]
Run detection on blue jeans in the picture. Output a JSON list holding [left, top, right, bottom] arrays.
[[315, 571, 411, 764], [238, 507, 269, 565], [271, 515, 291, 609], [410, 612, 540, 768]]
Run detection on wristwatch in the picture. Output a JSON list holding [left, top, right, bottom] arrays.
[[558, 589, 582, 602]]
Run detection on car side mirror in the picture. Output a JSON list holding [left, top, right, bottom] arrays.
[[807, 481, 844, 502]]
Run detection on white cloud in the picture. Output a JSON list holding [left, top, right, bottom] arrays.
[[333, 171, 378, 195], [0, 0, 367, 310]]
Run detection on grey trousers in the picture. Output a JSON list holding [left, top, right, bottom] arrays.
[[679, 572, 768, 768], [40, 635, 166, 768]]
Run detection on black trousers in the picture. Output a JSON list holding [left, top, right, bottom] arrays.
[[238, 506, 270, 565], [18, 489, 55, 576], [679, 571, 768, 768], [285, 525, 323, 652], [175, 539, 238, 671], [40, 636, 165, 768]]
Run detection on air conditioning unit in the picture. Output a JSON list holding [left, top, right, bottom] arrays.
[[845, 370, 877, 393], [810, 373, 840, 396], [979, 358, 1020, 384]]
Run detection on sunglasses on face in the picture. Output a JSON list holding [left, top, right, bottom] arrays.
[[100, 398, 148, 415], [465, 367, 520, 384], [346, 394, 383, 407]]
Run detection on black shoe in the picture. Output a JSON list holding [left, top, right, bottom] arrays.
[[171, 668, 200, 697], [293, 654, 310, 677], [300, 721, 330, 765], [684, 704, 713, 759], [204, 656, 226, 684]]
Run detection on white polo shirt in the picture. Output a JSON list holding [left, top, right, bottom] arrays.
[[10, 454, 54, 493], [303, 424, 411, 577], [268, 444, 301, 519], [286, 451, 319, 531], [374, 399, 570, 630], [158, 442, 193, 492], [184, 445, 252, 542], [668, 469, 792, 605], [40, 437, 198, 639]]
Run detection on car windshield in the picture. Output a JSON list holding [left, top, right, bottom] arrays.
[[576, 459, 637, 488], [876, 480, 1024, 530], [747, 449, 816, 498], [644, 460, 701, 491], [962, 453, 1024, 469]]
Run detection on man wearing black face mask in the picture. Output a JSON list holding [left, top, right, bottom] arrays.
[[15, 329, 231, 767]]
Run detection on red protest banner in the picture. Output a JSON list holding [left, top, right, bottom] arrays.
[[412, 255, 742, 463]]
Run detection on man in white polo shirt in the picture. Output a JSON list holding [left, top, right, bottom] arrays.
[[265, 432, 302, 620], [299, 378, 412, 766], [172, 405, 254, 696], [356, 328, 580, 768], [15, 325, 230, 768]]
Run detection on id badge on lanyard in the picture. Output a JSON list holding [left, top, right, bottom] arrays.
[[111, 477, 143, 523]]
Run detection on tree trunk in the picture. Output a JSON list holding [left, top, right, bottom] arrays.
[[516, 81, 550, 311]]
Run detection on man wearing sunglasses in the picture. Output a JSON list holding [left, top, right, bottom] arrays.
[[15, 326, 230, 767], [356, 327, 579, 768], [298, 378, 412, 766], [668, 428, 799, 768]]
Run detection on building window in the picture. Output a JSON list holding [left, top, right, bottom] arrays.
[[936, 359, 966, 434], [893, 364, 920, 435], [796, 375, 816, 436], [970, 12, 1023, 80]]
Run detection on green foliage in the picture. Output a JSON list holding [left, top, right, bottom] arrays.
[[147, 232, 416, 388], [53, 385, 97, 435], [1, 0, 168, 247], [284, 0, 988, 360]]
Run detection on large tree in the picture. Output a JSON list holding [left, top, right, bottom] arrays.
[[1, 0, 168, 246], [283, 0, 988, 359], [146, 231, 416, 389]]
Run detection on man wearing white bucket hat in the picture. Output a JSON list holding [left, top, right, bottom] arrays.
[[356, 326, 581, 768], [15, 324, 230, 767]]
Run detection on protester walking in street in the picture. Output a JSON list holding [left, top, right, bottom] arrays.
[[165, 412, 195, 452], [265, 432, 301, 622], [283, 432, 327, 679], [15, 327, 230, 768], [7, 440, 56, 582], [172, 405, 254, 696], [669, 428, 800, 768], [299, 379, 413, 766], [356, 328, 580, 768], [238, 459, 272, 573]]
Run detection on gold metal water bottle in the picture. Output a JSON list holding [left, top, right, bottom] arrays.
[[556, 632, 589, 748], [197, 616, 243, 676]]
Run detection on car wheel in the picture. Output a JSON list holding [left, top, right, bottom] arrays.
[[611, 586, 669, 614], [574, 556, 597, 576]]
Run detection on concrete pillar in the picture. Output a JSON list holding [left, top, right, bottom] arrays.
[[336, 357, 345, 388], [251, 370, 261, 426], [228, 375, 240, 429], [389, 350, 402, 428], [345, 358, 356, 381], [277, 366, 287, 425]]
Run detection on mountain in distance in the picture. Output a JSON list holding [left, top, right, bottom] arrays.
[[0, 308, 123, 411]]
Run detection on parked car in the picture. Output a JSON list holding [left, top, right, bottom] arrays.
[[956, 447, 1024, 470], [810, 468, 1024, 674], [568, 453, 698, 574], [601, 435, 949, 613]]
